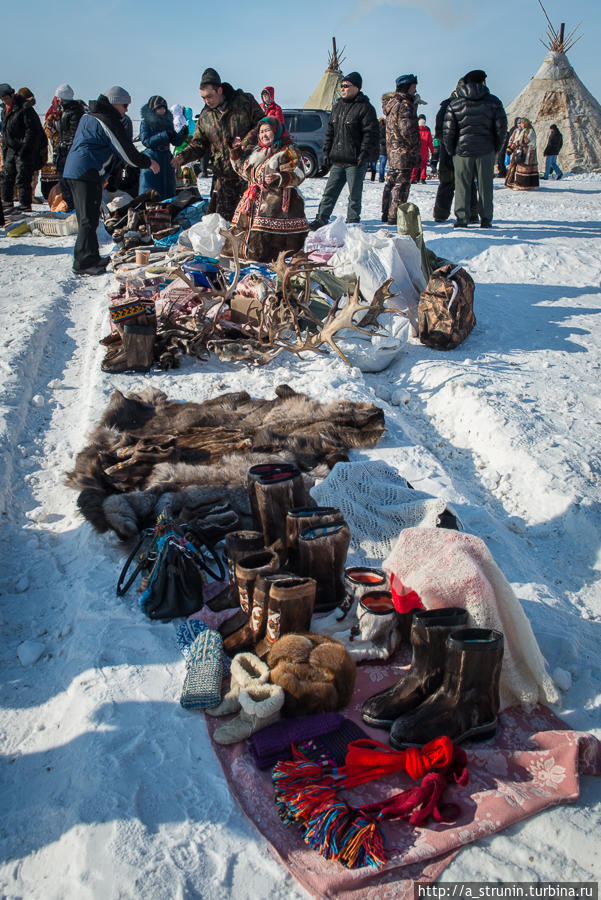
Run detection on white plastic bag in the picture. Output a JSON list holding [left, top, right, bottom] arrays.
[[304, 216, 347, 254], [186, 213, 229, 257], [329, 227, 425, 328]]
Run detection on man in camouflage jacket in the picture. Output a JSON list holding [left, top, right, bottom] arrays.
[[382, 74, 421, 224], [172, 68, 263, 222]]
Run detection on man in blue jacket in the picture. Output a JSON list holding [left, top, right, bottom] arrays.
[[64, 86, 158, 275]]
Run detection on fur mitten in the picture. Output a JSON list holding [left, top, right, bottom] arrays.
[[205, 651, 269, 717], [213, 682, 284, 745]]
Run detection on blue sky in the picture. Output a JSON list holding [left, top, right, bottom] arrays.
[[3, 0, 600, 124]]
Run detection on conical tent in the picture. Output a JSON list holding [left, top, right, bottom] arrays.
[[303, 37, 343, 111], [303, 70, 342, 111], [506, 50, 601, 173]]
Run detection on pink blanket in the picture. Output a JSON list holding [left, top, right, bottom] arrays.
[[207, 655, 601, 899]]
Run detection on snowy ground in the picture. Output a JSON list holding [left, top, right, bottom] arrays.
[[1, 174, 601, 897]]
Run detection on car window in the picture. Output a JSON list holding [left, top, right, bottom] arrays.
[[295, 114, 322, 133], [284, 114, 297, 132]]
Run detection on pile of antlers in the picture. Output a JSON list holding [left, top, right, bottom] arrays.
[[156, 229, 402, 368]]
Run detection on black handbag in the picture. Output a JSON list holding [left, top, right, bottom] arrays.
[[117, 515, 226, 621]]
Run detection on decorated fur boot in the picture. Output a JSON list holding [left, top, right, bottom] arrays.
[[255, 577, 317, 658], [297, 522, 351, 612], [101, 310, 156, 374], [361, 607, 468, 729], [223, 550, 279, 655], [213, 682, 285, 745], [285, 506, 345, 571], [205, 651, 270, 717], [389, 627, 504, 748], [224, 530, 265, 595], [249, 572, 299, 644]]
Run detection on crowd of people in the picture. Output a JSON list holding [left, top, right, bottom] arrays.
[[0, 68, 566, 271]]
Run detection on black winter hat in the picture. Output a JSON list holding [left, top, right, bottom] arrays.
[[0, 83, 15, 98], [200, 68, 221, 88], [148, 95, 167, 111], [342, 71, 362, 90], [464, 69, 487, 84]]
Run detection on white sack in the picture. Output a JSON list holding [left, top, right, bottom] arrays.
[[187, 214, 230, 257]]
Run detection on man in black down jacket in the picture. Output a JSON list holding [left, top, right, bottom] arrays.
[[310, 71, 379, 228], [443, 69, 507, 228], [1, 86, 46, 211], [433, 83, 479, 223]]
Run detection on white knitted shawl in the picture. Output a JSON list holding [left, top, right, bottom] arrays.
[[311, 460, 454, 567]]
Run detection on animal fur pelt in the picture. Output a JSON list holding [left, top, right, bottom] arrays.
[[266, 633, 356, 717], [67, 384, 385, 539]]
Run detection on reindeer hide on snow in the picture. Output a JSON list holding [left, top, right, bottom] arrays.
[[67, 384, 385, 539]]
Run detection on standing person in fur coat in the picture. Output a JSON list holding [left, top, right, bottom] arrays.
[[225, 116, 308, 262], [260, 87, 285, 125], [139, 95, 187, 200], [505, 118, 539, 191]]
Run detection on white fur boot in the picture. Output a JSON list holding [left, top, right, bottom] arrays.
[[205, 652, 269, 717], [213, 682, 284, 745]]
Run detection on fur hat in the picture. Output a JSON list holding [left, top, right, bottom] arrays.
[[342, 71, 362, 90], [55, 83, 74, 100], [148, 94, 167, 111], [104, 85, 132, 105], [395, 73, 417, 91], [0, 83, 14, 99], [266, 633, 356, 717], [17, 87, 34, 101], [200, 67, 221, 88], [464, 69, 487, 85]]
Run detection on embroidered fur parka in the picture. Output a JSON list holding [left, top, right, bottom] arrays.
[[225, 137, 309, 262]]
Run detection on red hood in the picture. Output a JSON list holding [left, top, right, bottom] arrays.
[[262, 86, 275, 104]]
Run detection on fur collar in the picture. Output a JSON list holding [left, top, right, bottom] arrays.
[[141, 104, 174, 131]]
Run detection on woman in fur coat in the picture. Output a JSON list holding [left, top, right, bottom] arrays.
[[225, 116, 309, 262], [505, 118, 539, 191], [139, 95, 187, 199]]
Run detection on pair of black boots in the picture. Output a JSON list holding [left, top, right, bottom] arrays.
[[361, 607, 504, 747]]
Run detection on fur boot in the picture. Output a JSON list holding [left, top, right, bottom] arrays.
[[223, 550, 279, 655], [344, 590, 401, 662], [224, 530, 265, 593], [249, 572, 298, 643], [266, 633, 356, 717], [285, 506, 344, 571], [254, 577, 317, 658], [205, 651, 269, 717], [297, 522, 351, 612], [361, 607, 469, 729], [101, 312, 156, 374], [247, 463, 300, 530], [250, 467, 306, 552], [213, 682, 285, 745], [389, 627, 504, 748]]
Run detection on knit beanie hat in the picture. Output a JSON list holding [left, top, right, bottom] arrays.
[[395, 73, 417, 91], [18, 87, 35, 101], [55, 83, 74, 100], [0, 83, 15, 98], [104, 85, 132, 105], [200, 67, 221, 88], [342, 71, 362, 90], [148, 94, 167, 111], [464, 69, 487, 84]]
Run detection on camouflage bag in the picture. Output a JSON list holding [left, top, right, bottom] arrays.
[[418, 264, 476, 350]]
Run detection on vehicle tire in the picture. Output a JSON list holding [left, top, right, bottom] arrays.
[[300, 149, 318, 178]]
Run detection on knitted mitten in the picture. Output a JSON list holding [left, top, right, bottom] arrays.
[[213, 682, 284, 745], [205, 651, 269, 717]]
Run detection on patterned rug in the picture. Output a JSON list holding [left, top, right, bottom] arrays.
[[207, 656, 601, 900]]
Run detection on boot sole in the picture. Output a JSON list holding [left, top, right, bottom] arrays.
[[390, 717, 498, 749], [360, 711, 395, 730]]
